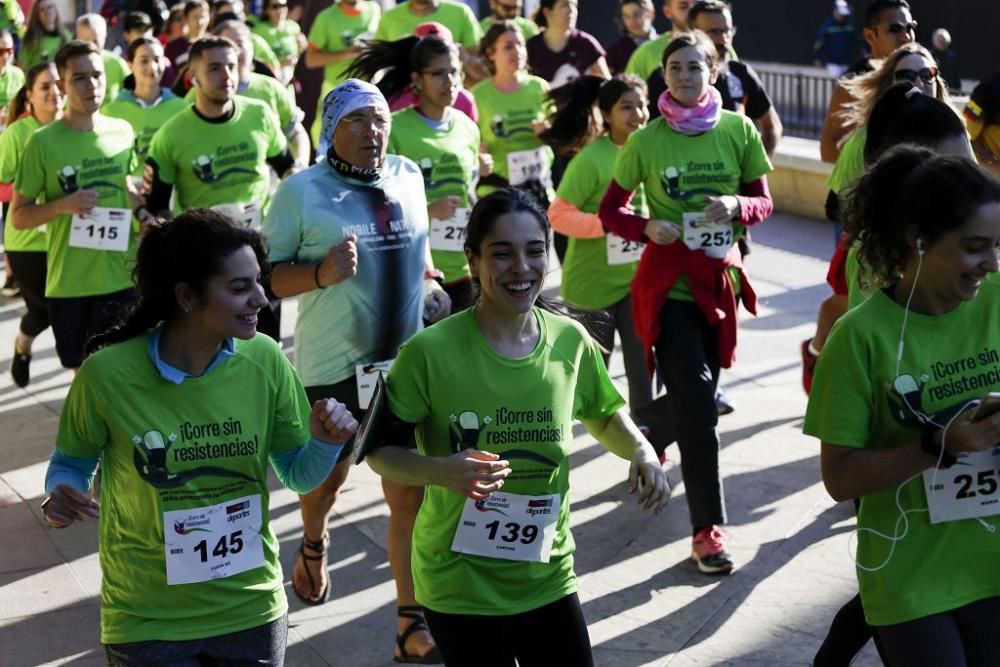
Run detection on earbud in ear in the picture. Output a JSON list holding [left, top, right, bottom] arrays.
[[917, 238, 925, 254]]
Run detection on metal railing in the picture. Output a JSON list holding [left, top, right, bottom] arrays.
[[753, 66, 836, 141]]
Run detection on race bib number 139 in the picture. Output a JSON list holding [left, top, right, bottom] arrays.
[[451, 492, 559, 563]]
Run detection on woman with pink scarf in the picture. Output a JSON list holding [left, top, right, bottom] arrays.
[[599, 30, 773, 576]]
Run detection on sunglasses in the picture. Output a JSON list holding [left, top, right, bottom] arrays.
[[876, 20, 917, 35], [894, 66, 937, 84], [0, 47, 13, 55]]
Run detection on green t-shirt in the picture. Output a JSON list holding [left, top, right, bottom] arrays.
[[103, 90, 189, 176], [17, 31, 70, 69], [557, 135, 648, 310], [101, 50, 130, 109], [184, 73, 301, 135], [147, 97, 286, 212], [471, 74, 553, 194], [387, 307, 625, 615], [0, 64, 25, 127], [306, 0, 381, 88], [828, 127, 866, 194], [0, 0, 25, 36], [613, 113, 772, 300], [251, 19, 301, 64], [804, 284, 1000, 625], [250, 32, 281, 73], [57, 333, 311, 643], [375, 0, 482, 49], [0, 115, 46, 252], [479, 15, 539, 40], [387, 107, 480, 282], [624, 31, 672, 80], [15, 115, 137, 297]]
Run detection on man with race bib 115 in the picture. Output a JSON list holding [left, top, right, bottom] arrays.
[[12, 40, 149, 371]]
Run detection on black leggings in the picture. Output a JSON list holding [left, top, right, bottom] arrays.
[[876, 596, 1000, 667], [7, 251, 49, 337], [423, 593, 593, 667]]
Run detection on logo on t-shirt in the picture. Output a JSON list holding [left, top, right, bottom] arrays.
[[660, 162, 729, 201], [888, 349, 1000, 430], [130, 422, 259, 490], [490, 112, 538, 140], [418, 156, 468, 192], [57, 161, 125, 195], [550, 63, 582, 89], [447, 408, 562, 472], [191, 148, 258, 184]]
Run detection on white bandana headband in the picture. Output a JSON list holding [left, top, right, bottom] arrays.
[[316, 78, 391, 161]]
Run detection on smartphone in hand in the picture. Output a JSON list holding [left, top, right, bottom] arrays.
[[971, 392, 1000, 421]]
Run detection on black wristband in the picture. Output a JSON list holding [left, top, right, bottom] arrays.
[[314, 263, 325, 289], [921, 424, 957, 469]]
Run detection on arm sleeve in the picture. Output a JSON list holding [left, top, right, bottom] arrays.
[[548, 197, 605, 238], [144, 158, 174, 213], [44, 448, 100, 495], [734, 176, 773, 227], [266, 148, 295, 175], [269, 437, 343, 494], [599, 180, 648, 242]]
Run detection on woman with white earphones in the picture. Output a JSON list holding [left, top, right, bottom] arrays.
[[805, 144, 1000, 667]]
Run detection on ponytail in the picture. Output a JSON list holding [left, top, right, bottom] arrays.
[[844, 145, 1000, 288], [533, 0, 554, 29], [540, 74, 646, 156], [346, 36, 419, 100]]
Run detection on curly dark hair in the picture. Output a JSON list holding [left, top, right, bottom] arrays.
[[843, 145, 1000, 288]]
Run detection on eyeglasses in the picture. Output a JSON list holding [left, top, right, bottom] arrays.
[[268, 2, 287, 8], [421, 67, 463, 82], [894, 66, 937, 84], [875, 20, 917, 35]]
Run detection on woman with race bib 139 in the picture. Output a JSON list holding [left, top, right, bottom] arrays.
[[367, 187, 669, 667], [600, 31, 772, 575]]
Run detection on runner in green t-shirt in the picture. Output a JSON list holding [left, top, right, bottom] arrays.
[[479, 0, 539, 40], [473, 21, 553, 209], [303, 0, 380, 144], [213, 20, 309, 164], [73, 14, 129, 107], [16, 0, 70, 69], [0, 29, 24, 131], [601, 32, 772, 575], [0, 0, 24, 40], [103, 38, 188, 177], [376, 0, 481, 51], [352, 34, 483, 307], [251, 0, 305, 85], [366, 188, 668, 666], [40, 209, 358, 658], [543, 74, 652, 420], [11, 41, 150, 370], [0, 61, 60, 387], [805, 147, 1000, 664], [146, 36, 295, 342]]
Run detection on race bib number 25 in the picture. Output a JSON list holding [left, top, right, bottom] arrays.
[[923, 447, 1000, 524]]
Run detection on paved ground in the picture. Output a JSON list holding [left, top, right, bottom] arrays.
[[0, 212, 881, 666]]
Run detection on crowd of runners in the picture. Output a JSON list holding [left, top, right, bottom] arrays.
[[0, 0, 998, 664]]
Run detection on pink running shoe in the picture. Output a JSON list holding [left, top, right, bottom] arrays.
[[691, 526, 734, 575]]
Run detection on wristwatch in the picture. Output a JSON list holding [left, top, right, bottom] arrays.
[[920, 424, 957, 469]]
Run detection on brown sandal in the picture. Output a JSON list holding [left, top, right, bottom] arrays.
[[292, 533, 329, 606], [394, 606, 443, 664]]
